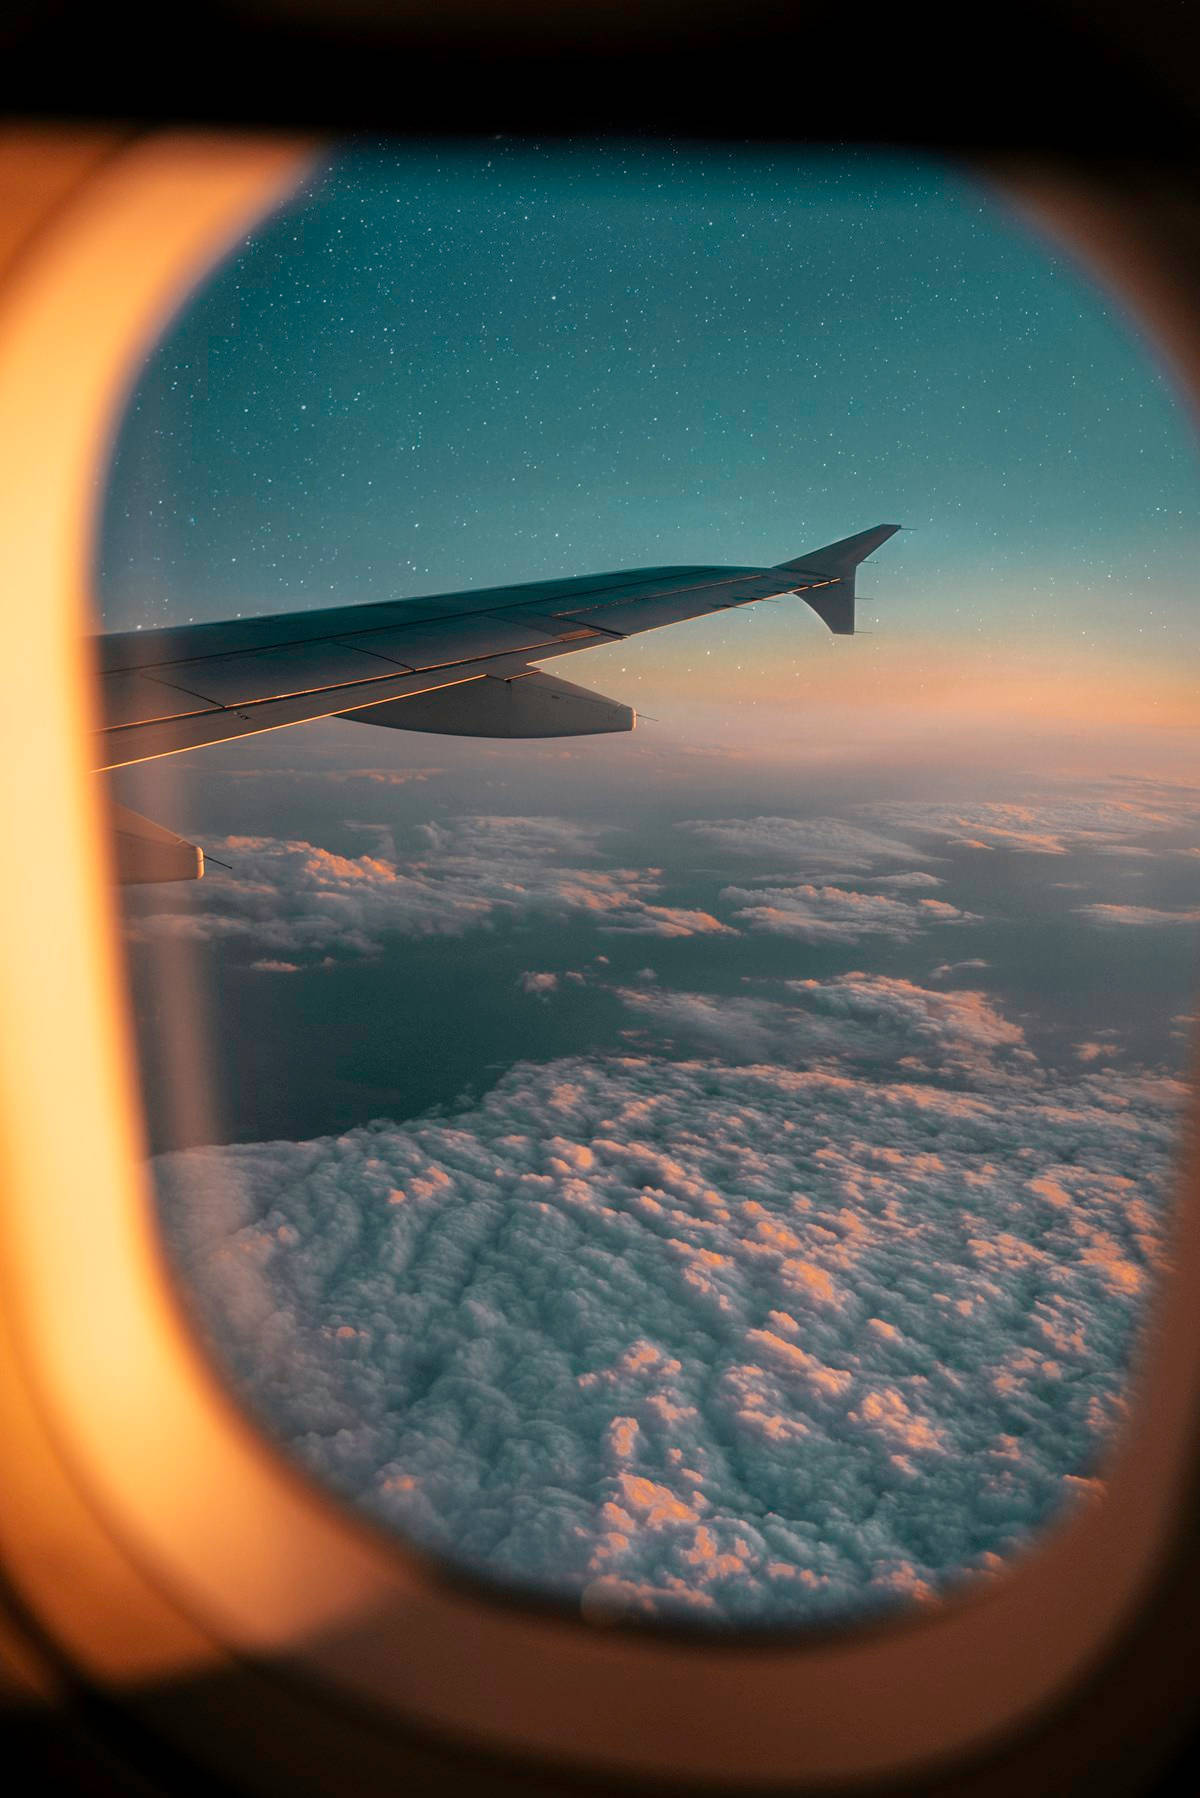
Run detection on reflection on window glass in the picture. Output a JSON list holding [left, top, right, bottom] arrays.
[[101, 144, 1199, 1628]]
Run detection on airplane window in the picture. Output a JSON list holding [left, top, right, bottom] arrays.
[[97, 143, 1200, 1632]]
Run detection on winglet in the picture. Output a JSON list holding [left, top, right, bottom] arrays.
[[774, 524, 901, 635]]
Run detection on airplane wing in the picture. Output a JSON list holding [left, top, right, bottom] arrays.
[[95, 523, 899, 879]]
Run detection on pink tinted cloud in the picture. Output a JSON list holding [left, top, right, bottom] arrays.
[[155, 971, 1180, 1626]]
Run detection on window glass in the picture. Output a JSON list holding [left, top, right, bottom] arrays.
[[101, 144, 1200, 1629]]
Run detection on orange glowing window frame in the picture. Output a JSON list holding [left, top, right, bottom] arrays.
[[0, 128, 1196, 1787]]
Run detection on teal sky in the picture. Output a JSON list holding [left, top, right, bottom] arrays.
[[98, 142, 1200, 660]]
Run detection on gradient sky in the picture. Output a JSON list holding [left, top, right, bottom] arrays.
[[98, 142, 1200, 769], [103, 144, 1200, 1629]]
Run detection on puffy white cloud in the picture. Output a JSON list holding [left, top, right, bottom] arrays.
[[125, 816, 732, 960], [721, 883, 980, 943], [1074, 904, 1200, 929], [680, 789, 1200, 872], [519, 971, 559, 998], [618, 972, 1034, 1092], [869, 872, 945, 891], [616, 987, 804, 1062], [615, 973, 1032, 1087], [787, 973, 1027, 1059], [678, 817, 927, 871], [867, 783, 1200, 857], [155, 973, 1180, 1628]]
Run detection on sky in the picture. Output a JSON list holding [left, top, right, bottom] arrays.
[[100, 142, 1200, 768], [101, 142, 1200, 1630]]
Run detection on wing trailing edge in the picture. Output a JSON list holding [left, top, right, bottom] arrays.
[[339, 667, 634, 738]]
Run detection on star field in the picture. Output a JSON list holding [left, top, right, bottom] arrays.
[[99, 141, 1200, 680]]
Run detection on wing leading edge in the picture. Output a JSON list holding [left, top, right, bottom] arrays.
[[95, 524, 899, 878], [94, 524, 899, 770]]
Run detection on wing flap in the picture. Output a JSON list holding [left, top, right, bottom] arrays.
[[342, 614, 567, 670], [101, 668, 223, 729], [100, 642, 409, 725], [339, 668, 634, 738], [158, 640, 412, 706], [95, 653, 535, 770], [96, 610, 606, 753]]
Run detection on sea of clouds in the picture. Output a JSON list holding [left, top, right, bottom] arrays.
[[124, 815, 731, 958], [154, 964, 1182, 1627], [123, 779, 1200, 967]]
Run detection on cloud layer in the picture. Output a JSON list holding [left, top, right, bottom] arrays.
[[155, 973, 1179, 1628], [866, 783, 1200, 856], [123, 808, 1005, 963], [678, 816, 927, 871], [126, 816, 729, 958], [138, 778, 1194, 1623], [678, 783, 1200, 877], [721, 884, 979, 943], [1074, 904, 1200, 929]]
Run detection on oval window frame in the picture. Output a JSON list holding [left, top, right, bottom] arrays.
[[0, 129, 1197, 1789]]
